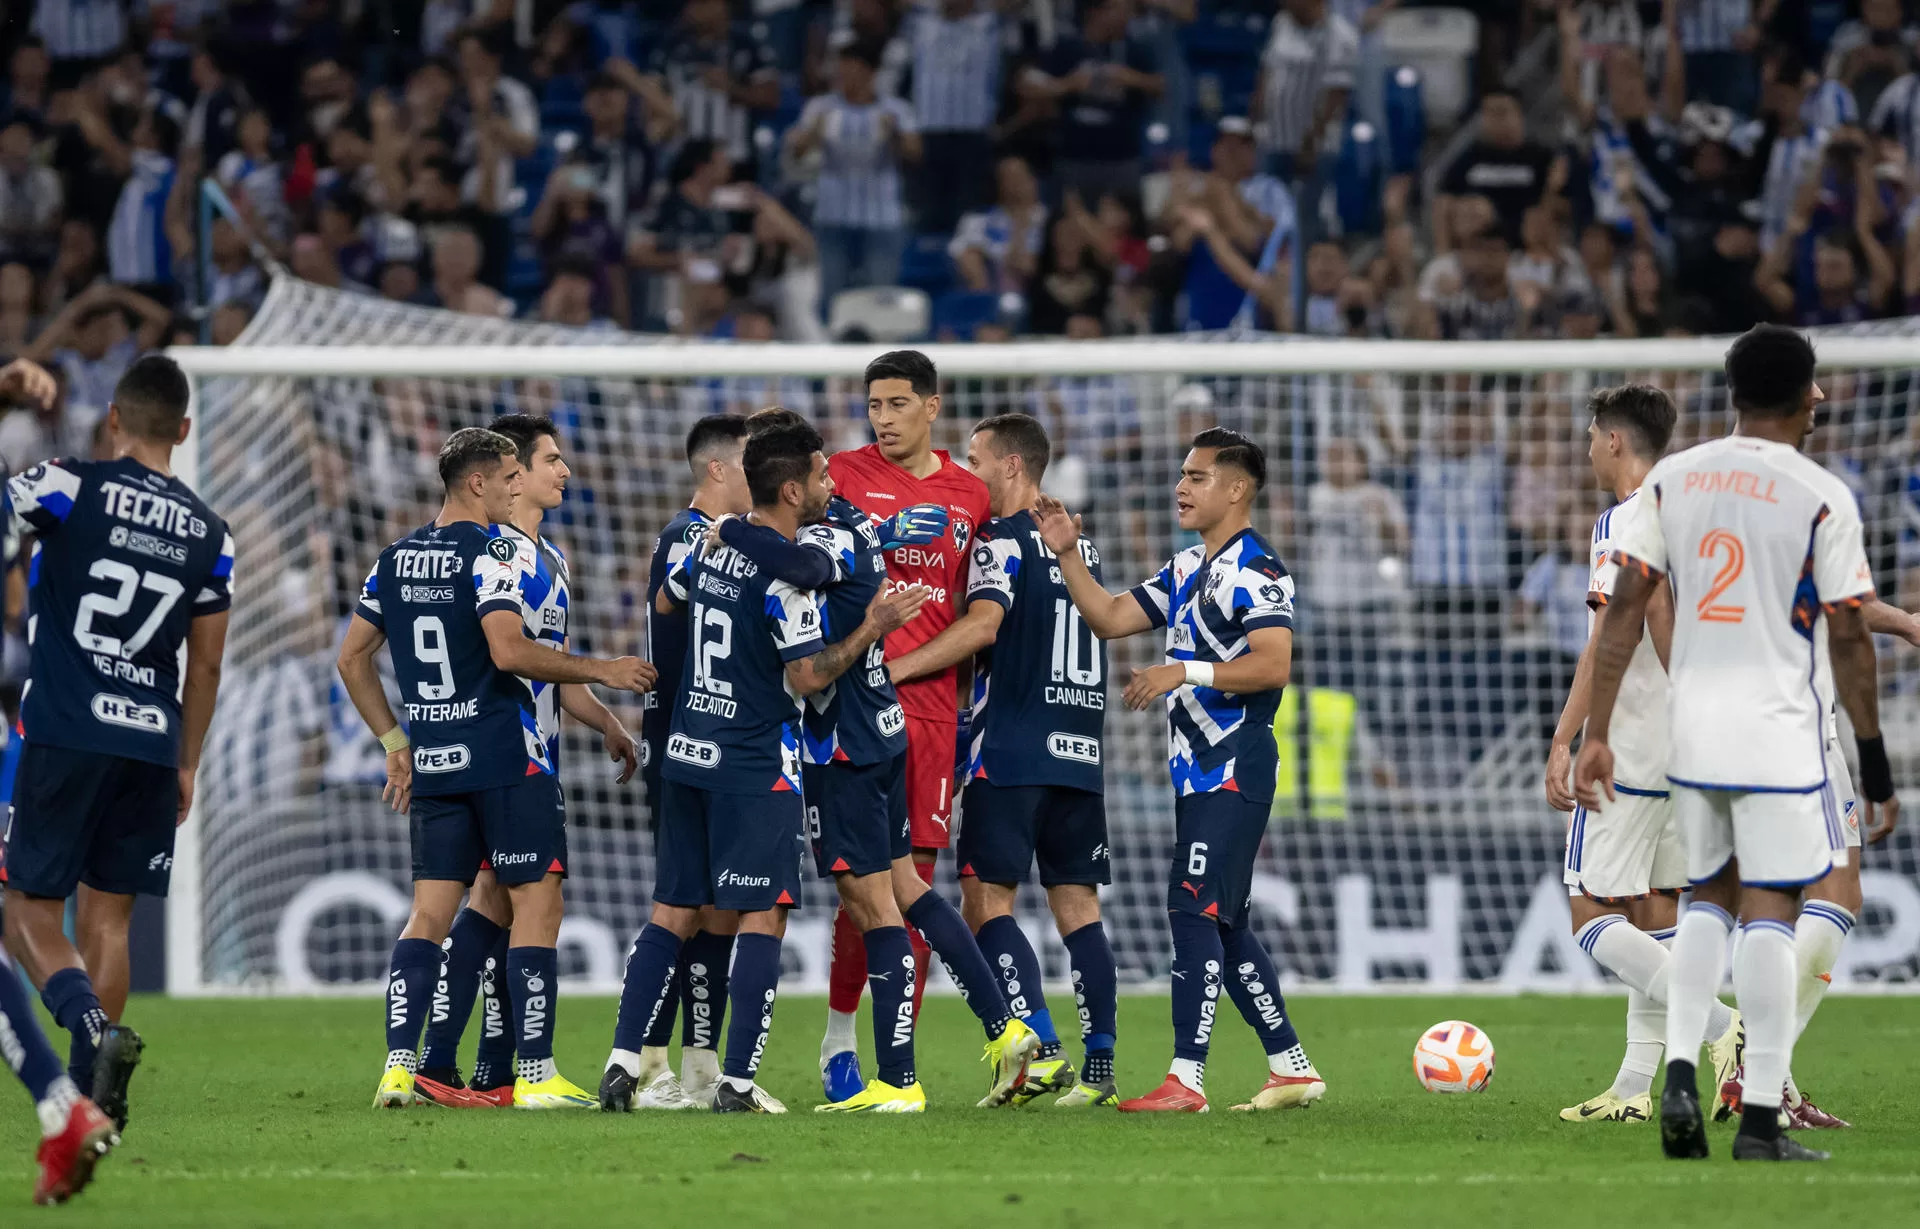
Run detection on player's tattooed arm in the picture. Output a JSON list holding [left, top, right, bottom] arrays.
[[1573, 560, 1660, 808], [1032, 495, 1151, 639], [337, 612, 411, 813], [787, 584, 931, 695], [480, 610, 658, 692]]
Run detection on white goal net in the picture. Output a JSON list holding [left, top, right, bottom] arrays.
[[167, 278, 1920, 996]]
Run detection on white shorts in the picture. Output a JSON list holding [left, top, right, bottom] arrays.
[[1564, 787, 1686, 901], [1673, 784, 1834, 888], [1825, 739, 1861, 864]]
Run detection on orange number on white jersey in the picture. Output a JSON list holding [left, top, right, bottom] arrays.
[[1696, 530, 1746, 623]]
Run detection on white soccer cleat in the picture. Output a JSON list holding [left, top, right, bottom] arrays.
[[634, 1069, 699, 1111], [680, 1047, 721, 1106]]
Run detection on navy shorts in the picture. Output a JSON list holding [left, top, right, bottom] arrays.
[[411, 772, 567, 886], [804, 755, 909, 879], [958, 780, 1111, 888], [655, 778, 805, 913], [1167, 790, 1270, 927], [3, 744, 177, 898]]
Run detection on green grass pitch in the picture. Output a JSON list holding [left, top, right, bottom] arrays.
[[1, 994, 1914, 1226]]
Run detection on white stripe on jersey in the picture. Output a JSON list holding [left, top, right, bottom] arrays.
[[500, 523, 570, 766]]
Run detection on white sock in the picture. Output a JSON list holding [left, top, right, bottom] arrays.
[[1577, 915, 1670, 1002], [1170, 1057, 1205, 1092], [722, 1074, 755, 1093], [681, 1045, 720, 1090], [1793, 902, 1852, 1040], [34, 1076, 80, 1139], [385, 1048, 419, 1076], [822, 1008, 859, 1066], [607, 1047, 642, 1078], [1665, 903, 1732, 1066], [1269, 1044, 1313, 1077], [1732, 919, 1797, 1113], [516, 1056, 557, 1084], [1704, 996, 1735, 1041], [1611, 985, 1663, 1100], [638, 1044, 671, 1080]]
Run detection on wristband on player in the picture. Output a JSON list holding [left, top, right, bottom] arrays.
[[379, 727, 410, 755], [1856, 734, 1895, 803], [1184, 661, 1215, 688]]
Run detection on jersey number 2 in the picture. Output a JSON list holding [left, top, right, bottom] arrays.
[[73, 559, 185, 658], [1696, 530, 1746, 623]]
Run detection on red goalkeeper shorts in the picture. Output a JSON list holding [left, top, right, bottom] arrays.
[[903, 714, 958, 850]]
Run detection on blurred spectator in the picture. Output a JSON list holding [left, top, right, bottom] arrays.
[[531, 156, 630, 326], [199, 216, 266, 313], [40, 218, 103, 317], [628, 138, 739, 319], [0, 263, 39, 354], [216, 109, 292, 245], [909, 0, 1004, 234], [1306, 436, 1408, 685], [1828, 0, 1917, 115], [1024, 0, 1162, 205], [404, 155, 505, 290], [1434, 89, 1563, 249], [1756, 192, 1895, 324], [1609, 247, 1672, 336], [1028, 215, 1112, 334], [576, 72, 655, 235], [33, 0, 128, 90], [790, 42, 921, 307], [641, 0, 780, 168], [1580, 46, 1682, 250], [290, 233, 366, 295], [184, 47, 253, 169], [1411, 403, 1508, 636], [295, 56, 359, 150], [428, 227, 507, 317], [1167, 118, 1296, 331], [1674, 0, 1760, 115], [1427, 226, 1527, 339], [1753, 55, 1831, 247], [105, 106, 181, 296], [1868, 56, 1920, 169], [0, 118, 63, 267], [1508, 206, 1588, 311], [1, 40, 54, 128], [1515, 502, 1599, 661], [1255, 0, 1357, 239], [23, 281, 169, 454], [538, 259, 614, 330], [951, 156, 1047, 295]]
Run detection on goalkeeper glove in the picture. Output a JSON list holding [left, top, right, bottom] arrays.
[[877, 503, 950, 550], [955, 707, 974, 784]]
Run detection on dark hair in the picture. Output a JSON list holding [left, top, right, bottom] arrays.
[[669, 138, 720, 187], [744, 421, 824, 507], [744, 406, 809, 435], [1191, 426, 1266, 491], [113, 354, 191, 441], [839, 40, 881, 71], [488, 413, 560, 465], [1725, 324, 1817, 419], [586, 69, 624, 94], [975, 413, 1050, 481], [1588, 384, 1676, 460], [437, 426, 518, 490], [685, 413, 748, 469], [864, 349, 937, 398]]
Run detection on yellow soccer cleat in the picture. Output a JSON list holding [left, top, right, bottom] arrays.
[[1708, 1008, 1746, 1123], [1054, 1078, 1119, 1108], [1232, 1068, 1327, 1112], [1009, 1057, 1076, 1108], [372, 1064, 416, 1109], [976, 1018, 1042, 1108], [513, 1072, 598, 1109], [1559, 1091, 1651, 1122], [813, 1078, 927, 1114]]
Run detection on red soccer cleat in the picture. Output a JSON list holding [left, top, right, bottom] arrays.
[[414, 1075, 501, 1109], [33, 1097, 116, 1205], [1786, 1094, 1852, 1130], [1714, 1068, 1743, 1121], [1116, 1075, 1209, 1114], [468, 1084, 515, 1109]]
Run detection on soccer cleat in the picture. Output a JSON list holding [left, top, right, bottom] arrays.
[[468, 1083, 515, 1109], [1559, 1091, 1651, 1123], [89, 1025, 142, 1133], [1659, 1079, 1709, 1159], [635, 1069, 699, 1110], [814, 1078, 927, 1113], [1708, 1010, 1745, 1122], [1054, 1079, 1120, 1108], [1118, 1075, 1209, 1113], [32, 1097, 116, 1206], [598, 1066, 637, 1113], [976, 1019, 1042, 1108], [513, 1072, 598, 1109], [712, 1080, 787, 1114], [1009, 1057, 1076, 1108], [1714, 1067, 1790, 1129], [1233, 1068, 1327, 1112], [821, 1050, 864, 1104], [372, 1064, 416, 1109], [414, 1074, 499, 1109], [1732, 1133, 1830, 1162], [1785, 1093, 1851, 1130]]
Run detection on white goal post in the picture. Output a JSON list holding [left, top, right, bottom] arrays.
[[160, 278, 1920, 996]]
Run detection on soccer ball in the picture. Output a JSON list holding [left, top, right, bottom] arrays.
[[1412, 1020, 1495, 1093]]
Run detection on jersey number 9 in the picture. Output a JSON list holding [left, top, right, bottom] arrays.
[[413, 616, 456, 700]]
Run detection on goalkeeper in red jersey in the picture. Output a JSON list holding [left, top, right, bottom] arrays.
[[818, 350, 992, 1101]]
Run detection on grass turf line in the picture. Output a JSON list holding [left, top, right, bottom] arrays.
[[0, 994, 1913, 1226]]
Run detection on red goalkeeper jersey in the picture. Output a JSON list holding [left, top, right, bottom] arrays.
[[828, 444, 991, 724]]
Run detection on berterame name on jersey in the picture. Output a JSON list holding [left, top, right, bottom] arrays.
[[966, 510, 1107, 793], [8, 457, 234, 765]]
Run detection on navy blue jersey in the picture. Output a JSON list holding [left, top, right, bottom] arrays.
[[965, 511, 1107, 793], [642, 508, 709, 778], [662, 538, 824, 795], [8, 457, 234, 766], [355, 520, 547, 796]]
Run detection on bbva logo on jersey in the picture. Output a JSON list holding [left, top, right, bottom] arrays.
[[415, 744, 471, 773], [667, 733, 722, 768], [91, 694, 167, 734]]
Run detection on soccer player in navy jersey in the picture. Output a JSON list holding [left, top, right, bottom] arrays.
[[0, 356, 119, 1204], [2, 355, 232, 1146], [413, 414, 641, 1109], [886, 412, 1123, 1108], [337, 428, 656, 1110], [599, 420, 929, 1113], [1036, 428, 1327, 1113]]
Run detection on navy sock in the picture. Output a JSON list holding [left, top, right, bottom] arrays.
[[1168, 912, 1224, 1065], [508, 946, 559, 1077], [1, 954, 66, 1101], [471, 932, 514, 1090], [612, 923, 683, 1054], [905, 892, 1013, 1039], [41, 967, 108, 1091], [975, 915, 1057, 1056], [382, 938, 442, 1066], [421, 909, 503, 1074], [722, 933, 783, 1081], [643, 968, 681, 1049], [1063, 921, 1118, 1083], [1221, 923, 1299, 1056], [865, 925, 917, 1087], [679, 930, 733, 1052]]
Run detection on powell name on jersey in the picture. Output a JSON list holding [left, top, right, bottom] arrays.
[[500, 523, 571, 768], [1128, 529, 1295, 803], [8, 457, 233, 765], [965, 511, 1107, 794], [662, 539, 824, 794], [355, 520, 550, 794], [641, 508, 710, 773]]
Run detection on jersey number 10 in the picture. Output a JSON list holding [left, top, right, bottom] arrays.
[[1051, 599, 1102, 685]]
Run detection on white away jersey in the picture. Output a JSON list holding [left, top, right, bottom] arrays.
[[499, 523, 571, 768], [1586, 490, 1670, 793], [1612, 436, 1874, 791]]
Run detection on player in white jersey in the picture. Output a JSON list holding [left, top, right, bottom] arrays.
[[1545, 386, 1743, 1125], [1576, 325, 1896, 1163]]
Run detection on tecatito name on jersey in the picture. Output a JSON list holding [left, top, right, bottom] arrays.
[[355, 520, 548, 794], [827, 445, 991, 721], [965, 510, 1108, 794], [662, 539, 825, 794], [9, 457, 234, 765], [642, 508, 709, 776], [1611, 435, 1874, 792], [1585, 489, 1670, 793], [500, 523, 570, 768], [788, 497, 907, 765], [1128, 529, 1296, 803]]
